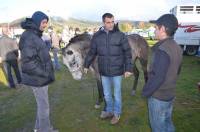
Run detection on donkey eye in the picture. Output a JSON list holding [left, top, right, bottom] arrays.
[[66, 50, 73, 55]]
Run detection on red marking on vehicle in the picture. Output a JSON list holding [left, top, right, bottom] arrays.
[[178, 24, 200, 32]]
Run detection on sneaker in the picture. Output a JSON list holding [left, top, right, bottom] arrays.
[[110, 115, 120, 125], [33, 128, 59, 132], [100, 111, 113, 119]]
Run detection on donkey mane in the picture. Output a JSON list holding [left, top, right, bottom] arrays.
[[69, 33, 91, 44]]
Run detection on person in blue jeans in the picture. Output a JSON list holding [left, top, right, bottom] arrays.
[[48, 27, 61, 70], [84, 13, 133, 125], [142, 14, 183, 132]]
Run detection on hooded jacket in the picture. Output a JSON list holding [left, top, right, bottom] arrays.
[[19, 12, 54, 87]]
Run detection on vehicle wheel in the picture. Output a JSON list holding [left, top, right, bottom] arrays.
[[186, 46, 198, 56]]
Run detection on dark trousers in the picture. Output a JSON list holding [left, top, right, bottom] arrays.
[[3, 59, 21, 88]]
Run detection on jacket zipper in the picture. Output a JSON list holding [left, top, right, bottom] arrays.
[[106, 32, 110, 75]]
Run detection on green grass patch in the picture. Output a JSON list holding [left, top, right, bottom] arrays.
[[0, 55, 199, 132]]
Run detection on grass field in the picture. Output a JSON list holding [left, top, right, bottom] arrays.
[[0, 45, 199, 132]]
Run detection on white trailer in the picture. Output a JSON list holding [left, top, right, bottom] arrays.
[[170, 5, 200, 55]]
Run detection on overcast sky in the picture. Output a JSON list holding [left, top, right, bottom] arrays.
[[0, 0, 198, 22]]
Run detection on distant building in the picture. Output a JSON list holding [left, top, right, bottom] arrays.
[[0, 25, 24, 38]]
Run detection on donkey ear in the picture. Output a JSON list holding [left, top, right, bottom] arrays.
[[114, 23, 120, 31]]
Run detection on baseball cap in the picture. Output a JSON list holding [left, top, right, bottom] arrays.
[[149, 14, 178, 32]]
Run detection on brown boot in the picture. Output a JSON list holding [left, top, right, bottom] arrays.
[[110, 115, 120, 125], [100, 111, 113, 119]]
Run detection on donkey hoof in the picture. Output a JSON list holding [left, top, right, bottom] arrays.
[[94, 104, 101, 109], [131, 90, 136, 96]]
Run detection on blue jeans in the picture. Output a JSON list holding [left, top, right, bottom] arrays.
[[148, 97, 175, 132], [101, 75, 122, 116], [52, 48, 61, 70]]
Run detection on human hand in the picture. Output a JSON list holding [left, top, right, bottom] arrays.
[[124, 71, 132, 78], [84, 68, 89, 74]]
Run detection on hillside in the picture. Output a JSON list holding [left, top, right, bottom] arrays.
[[0, 16, 101, 29], [0, 16, 152, 33]]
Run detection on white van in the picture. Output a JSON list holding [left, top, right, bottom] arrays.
[[170, 5, 200, 55]]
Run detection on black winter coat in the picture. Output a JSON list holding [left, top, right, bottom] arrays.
[[19, 18, 55, 87], [84, 27, 133, 76]]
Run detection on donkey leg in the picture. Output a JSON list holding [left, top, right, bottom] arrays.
[[96, 80, 103, 103], [131, 64, 139, 96], [93, 69, 106, 109], [92, 62, 106, 110], [139, 58, 148, 83], [96, 79, 107, 110]]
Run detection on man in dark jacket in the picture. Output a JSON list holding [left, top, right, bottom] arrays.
[[0, 27, 21, 88], [142, 14, 183, 132], [19, 11, 57, 132], [84, 13, 133, 125]]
